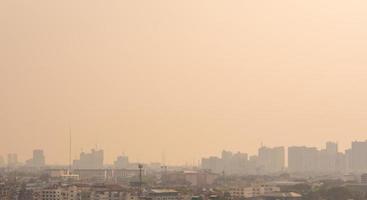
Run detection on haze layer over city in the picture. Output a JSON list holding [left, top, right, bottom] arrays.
[[2, 0, 367, 166]]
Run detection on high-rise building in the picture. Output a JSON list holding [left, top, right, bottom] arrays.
[[288, 146, 318, 173], [26, 149, 46, 168], [318, 142, 339, 172], [201, 150, 249, 174], [114, 155, 129, 169], [288, 142, 346, 174], [31, 150, 46, 167], [201, 156, 223, 174], [221, 150, 233, 172], [326, 142, 338, 154], [73, 149, 104, 169], [221, 150, 233, 161], [346, 140, 367, 172], [33, 149, 45, 167], [247, 155, 259, 174], [258, 146, 285, 173], [231, 152, 248, 174]]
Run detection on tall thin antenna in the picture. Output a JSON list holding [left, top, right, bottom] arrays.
[[69, 128, 72, 174]]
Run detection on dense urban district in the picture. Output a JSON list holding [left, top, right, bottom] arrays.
[[2, 140, 367, 200]]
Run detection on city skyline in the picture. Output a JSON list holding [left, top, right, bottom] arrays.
[[2, 139, 367, 168]]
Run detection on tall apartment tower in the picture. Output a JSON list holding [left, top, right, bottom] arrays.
[[346, 140, 367, 172], [326, 142, 338, 154], [258, 146, 285, 173], [33, 149, 46, 167], [288, 146, 319, 173]]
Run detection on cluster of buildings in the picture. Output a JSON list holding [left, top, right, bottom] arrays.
[[3, 140, 367, 176], [26, 150, 46, 168], [73, 149, 104, 169], [0, 151, 46, 169], [2, 141, 367, 200], [201, 151, 248, 175], [31, 186, 183, 200], [0, 167, 307, 200], [2, 158, 367, 200], [161, 170, 218, 187], [0, 182, 176, 200], [71, 149, 151, 171], [229, 184, 302, 199], [0, 163, 223, 200], [201, 147, 285, 175], [288, 142, 344, 173], [202, 140, 367, 175], [0, 148, 135, 171], [289, 140, 367, 174]]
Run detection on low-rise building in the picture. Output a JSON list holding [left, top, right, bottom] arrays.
[[33, 185, 81, 200], [361, 173, 367, 184], [229, 185, 280, 198], [148, 189, 179, 200], [249, 192, 302, 200], [0, 183, 10, 200]]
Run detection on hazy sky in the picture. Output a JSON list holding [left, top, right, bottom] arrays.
[[1, 0, 367, 165]]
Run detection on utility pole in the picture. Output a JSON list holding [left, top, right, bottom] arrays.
[[222, 170, 226, 188], [138, 164, 143, 198], [69, 128, 72, 175], [161, 165, 167, 185]]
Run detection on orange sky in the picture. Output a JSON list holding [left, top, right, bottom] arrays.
[[1, 0, 367, 165]]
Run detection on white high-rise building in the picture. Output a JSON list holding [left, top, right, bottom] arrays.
[[288, 146, 318, 173], [258, 146, 285, 173], [346, 140, 367, 173]]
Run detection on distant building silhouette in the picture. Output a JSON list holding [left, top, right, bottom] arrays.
[[26, 149, 46, 168], [201, 150, 248, 174], [288, 142, 346, 173], [114, 155, 129, 169], [201, 141, 367, 174], [346, 140, 367, 173], [258, 146, 285, 173], [318, 142, 345, 173], [73, 149, 104, 169], [288, 146, 319, 173]]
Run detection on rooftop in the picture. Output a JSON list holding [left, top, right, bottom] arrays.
[[150, 189, 178, 194]]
